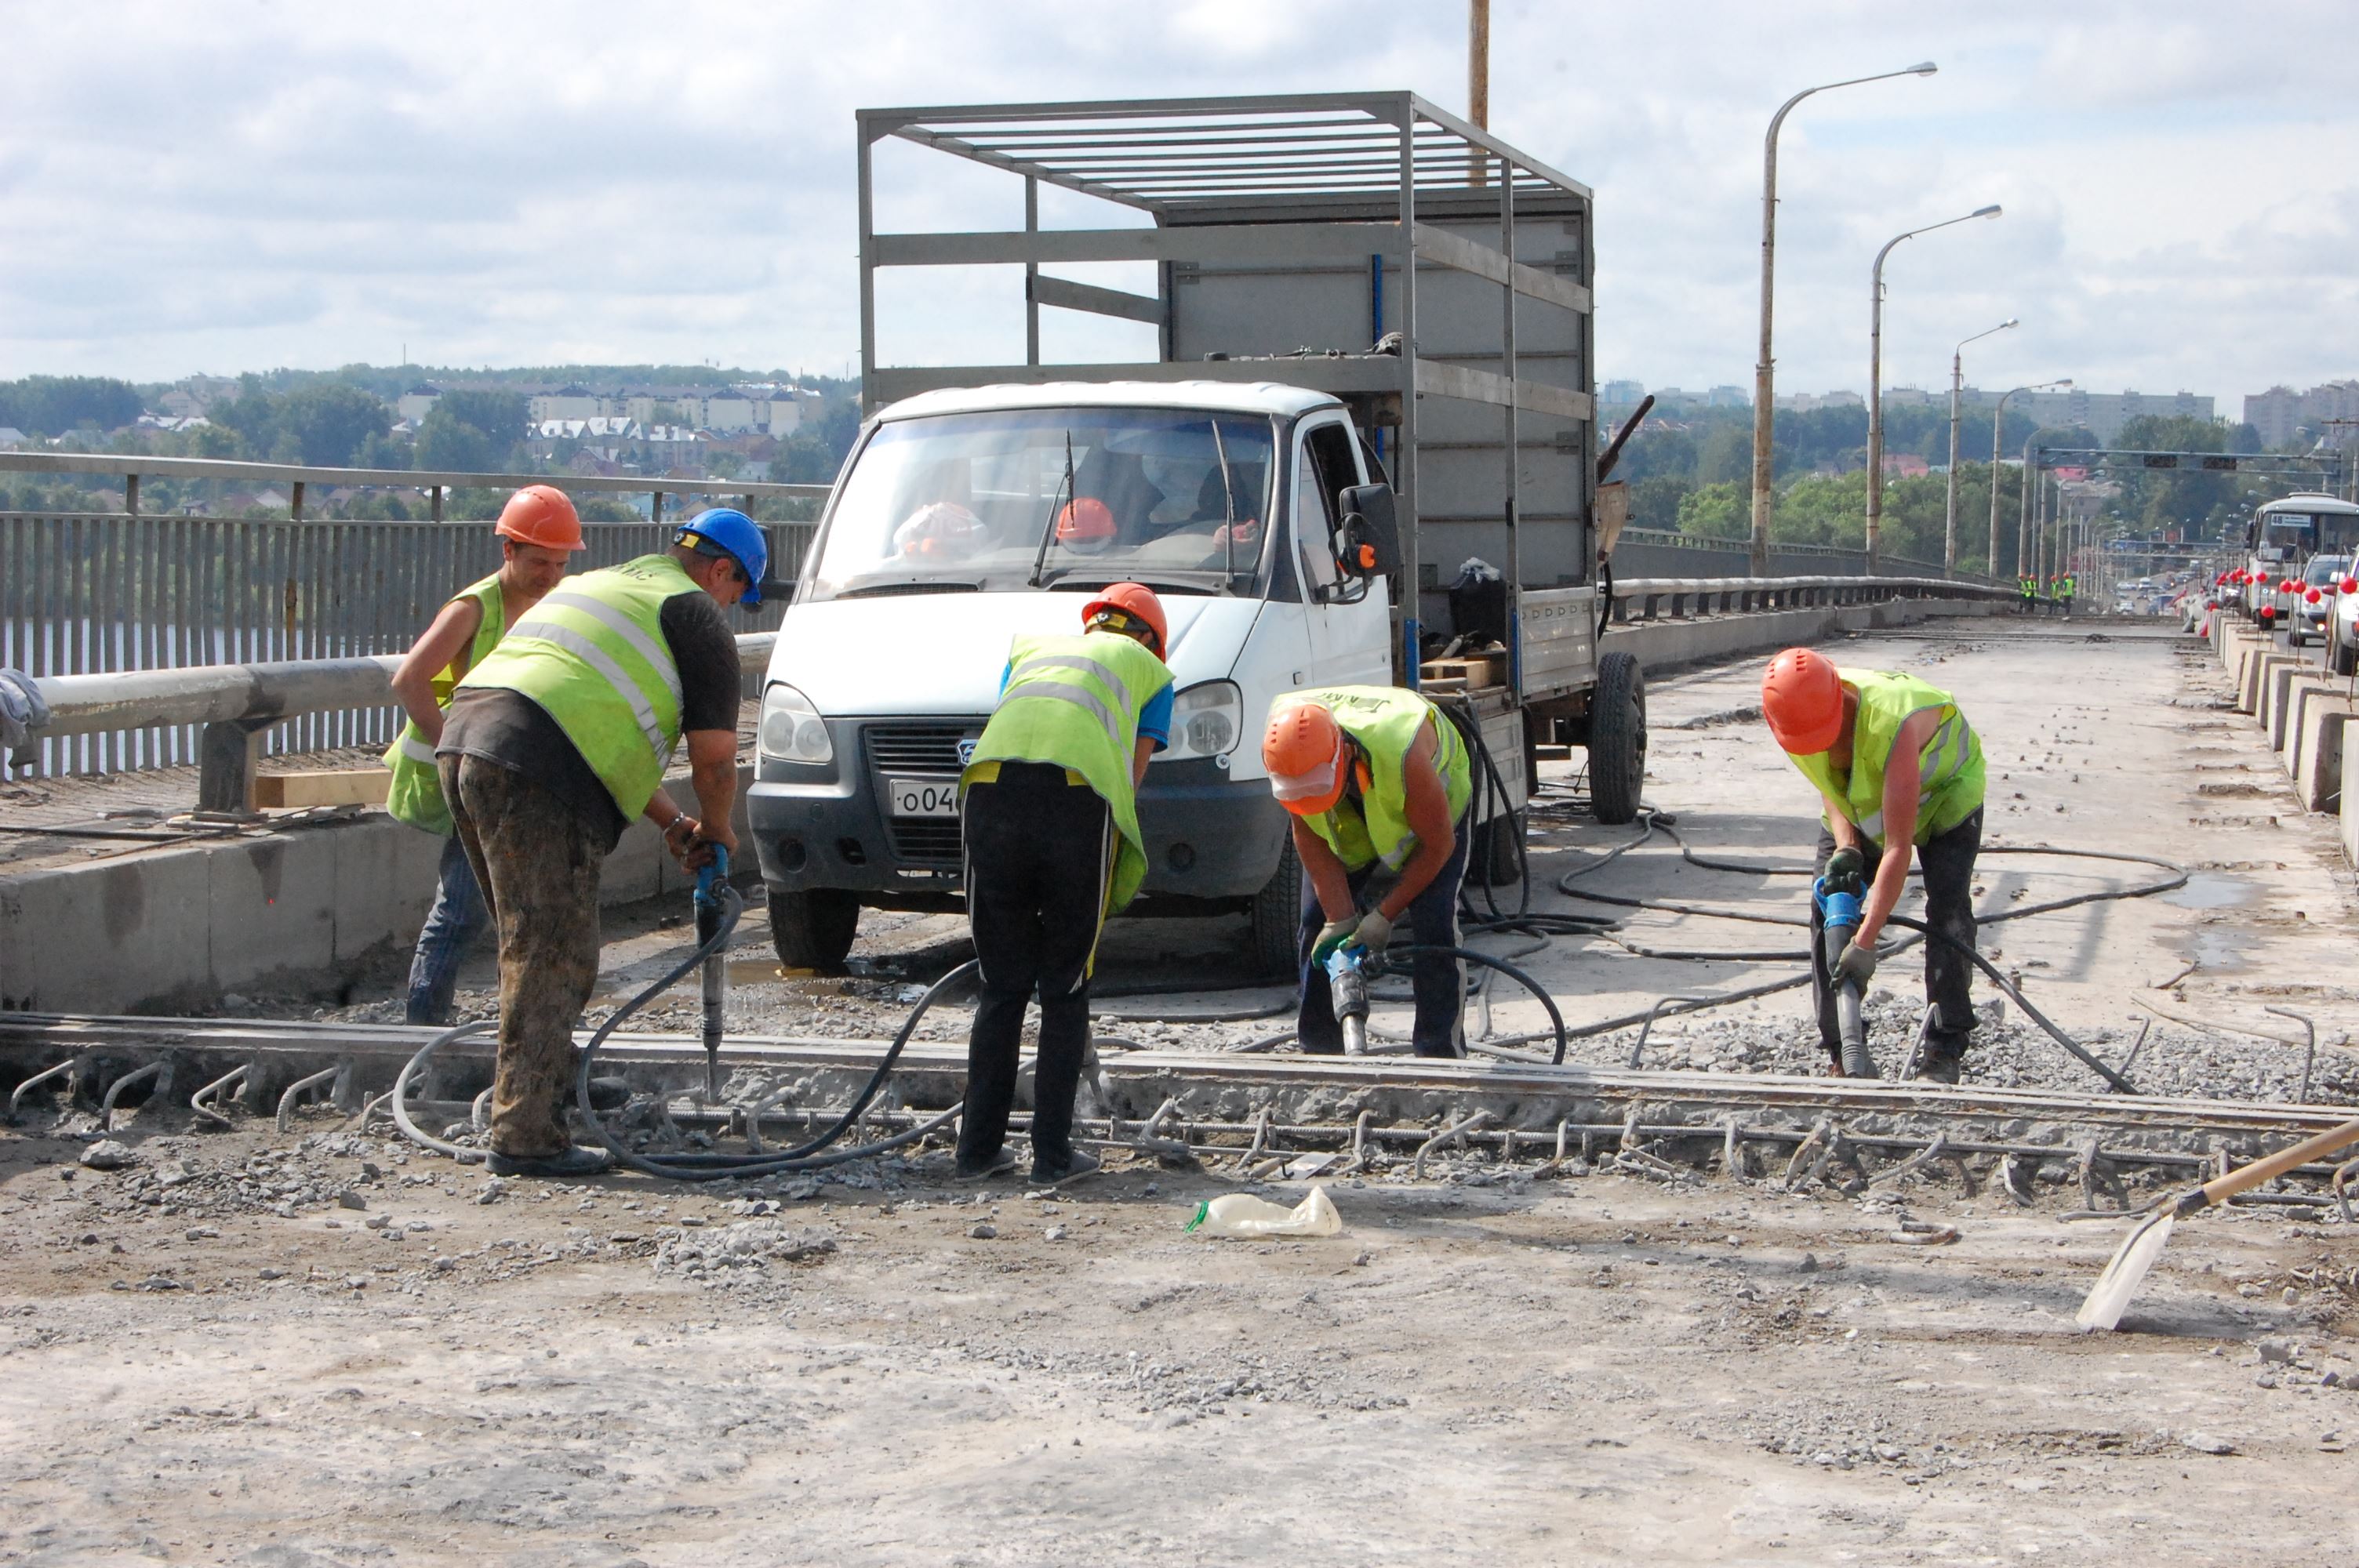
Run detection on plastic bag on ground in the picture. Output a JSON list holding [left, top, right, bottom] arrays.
[[1183, 1185, 1343, 1239]]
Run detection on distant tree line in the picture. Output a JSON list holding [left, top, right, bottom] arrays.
[[0, 376, 145, 435]]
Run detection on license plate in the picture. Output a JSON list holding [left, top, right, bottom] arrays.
[[885, 775, 960, 818]]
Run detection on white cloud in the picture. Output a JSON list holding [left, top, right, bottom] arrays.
[[0, 0, 2350, 414]]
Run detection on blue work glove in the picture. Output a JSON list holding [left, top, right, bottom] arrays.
[[1310, 918, 1360, 965], [1354, 909, 1396, 959], [1834, 941, 1877, 989]]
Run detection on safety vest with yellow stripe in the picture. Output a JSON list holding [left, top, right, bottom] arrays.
[[1787, 668, 1984, 848], [961, 630, 1172, 913], [1291, 685, 1473, 873], [456, 554, 690, 821], [383, 572, 507, 836]]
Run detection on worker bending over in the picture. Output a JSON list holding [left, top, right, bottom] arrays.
[[1263, 686, 1472, 1058], [1761, 648, 1986, 1083], [384, 485, 582, 1025], [954, 583, 1174, 1185], [438, 509, 776, 1177]]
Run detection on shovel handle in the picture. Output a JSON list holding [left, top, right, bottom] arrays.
[[2196, 1116, 2359, 1209]]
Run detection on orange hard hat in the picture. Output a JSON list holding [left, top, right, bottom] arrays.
[[1081, 581, 1169, 658], [1263, 700, 1347, 815], [1056, 496, 1116, 543], [496, 484, 586, 551], [1761, 647, 1845, 755]]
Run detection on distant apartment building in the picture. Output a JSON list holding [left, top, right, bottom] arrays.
[[2243, 379, 2359, 448], [1772, 390, 1865, 413], [1706, 385, 1748, 409], [1598, 379, 1645, 407], [528, 386, 603, 422], [1883, 386, 1935, 409], [396, 383, 442, 423], [1956, 386, 2215, 443]]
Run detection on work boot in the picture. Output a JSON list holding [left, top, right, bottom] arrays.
[[1914, 1053, 1963, 1087], [486, 1146, 613, 1178], [1029, 1147, 1101, 1187], [954, 1146, 1018, 1182]]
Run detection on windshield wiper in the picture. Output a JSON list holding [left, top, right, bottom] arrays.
[[834, 579, 983, 599], [1027, 430, 1077, 588]]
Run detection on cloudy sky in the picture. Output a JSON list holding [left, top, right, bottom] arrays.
[[3, 0, 2352, 411]]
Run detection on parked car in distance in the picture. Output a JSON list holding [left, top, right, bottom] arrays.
[[2289, 554, 2348, 647]]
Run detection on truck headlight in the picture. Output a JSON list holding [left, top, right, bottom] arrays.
[[1158, 680, 1242, 761], [759, 683, 832, 765]]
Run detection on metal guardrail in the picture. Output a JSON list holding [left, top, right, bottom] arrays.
[[1608, 573, 2012, 622], [16, 634, 779, 814], [1616, 527, 1961, 577]]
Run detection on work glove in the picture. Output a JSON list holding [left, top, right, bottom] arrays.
[[1353, 909, 1396, 960], [1310, 918, 1361, 965], [1834, 941, 1878, 989], [1820, 846, 1865, 891]]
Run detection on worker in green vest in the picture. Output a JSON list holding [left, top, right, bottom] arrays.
[[384, 485, 583, 1026], [953, 583, 1174, 1185], [2059, 573, 2076, 618], [1262, 684, 1474, 1057], [438, 508, 778, 1177], [1760, 647, 1986, 1082], [2018, 573, 2036, 615]]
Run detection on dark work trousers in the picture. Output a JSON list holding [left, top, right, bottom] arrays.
[[1296, 812, 1471, 1058], [1809, 807, 1984, 1069], [405, 832, 492, 1025], [958, 763, 1114, 1172], [441, 755, 605, 1159]]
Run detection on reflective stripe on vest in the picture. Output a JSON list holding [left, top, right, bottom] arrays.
[[962, 630, 1172, 913], [383, 572, 506, 835], [457, 554, 692, 821]]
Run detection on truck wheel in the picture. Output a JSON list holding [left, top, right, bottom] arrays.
[[1473, 808, 1527, 887], [1246, 833, 1303, 979], [2334, 639, 2357, 678], [1587, 650, 1647, 826], [767, 887, 859, 976]]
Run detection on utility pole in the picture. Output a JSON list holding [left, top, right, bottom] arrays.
[[1469, 0, 1488, 131], [1865, 206, 2000, 571]]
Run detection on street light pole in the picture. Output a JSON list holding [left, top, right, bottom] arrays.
[[1992, 379, 2070, 580], [1866, 204, 2001, 570], [1749, 62, 1936, 576], [1944, 318, 2016, 575]]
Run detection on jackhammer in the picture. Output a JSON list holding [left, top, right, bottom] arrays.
[[1813, 848, 1873, 1079], [695, 846, 730, 1103], [1324, 940, 1372, 1056]]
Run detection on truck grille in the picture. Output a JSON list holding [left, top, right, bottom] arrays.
[[865, 721, 978, 867]]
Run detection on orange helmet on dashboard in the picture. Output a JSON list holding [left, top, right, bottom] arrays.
[[1081, 581, 1168, 658], [1056, 496, 1117, 554], [1760, 647, 1845, 756]]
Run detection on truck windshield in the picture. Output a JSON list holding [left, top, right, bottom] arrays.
[[805, 406, 1278, 600]]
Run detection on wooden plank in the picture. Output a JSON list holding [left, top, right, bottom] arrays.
[[1420, 654, 1503, 689], [1029, 273, 1164, 325], [255, 768, 391, 809], [1412, 223, 1591, 314]]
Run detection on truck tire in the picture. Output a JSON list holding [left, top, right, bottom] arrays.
[[2334, 638, 2357, 678], [767, 887, 859, 976], [1473, 808, 1527, 887], [1587, 650, 1647, 826], [1246, 833, 1303, 978]]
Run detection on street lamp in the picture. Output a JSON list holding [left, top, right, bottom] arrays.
[[1749, 61, 1937, 575], [1943, 317, 2016, 574], [1990, 378, 2069, 581], [1865, 203, 2001, 568]]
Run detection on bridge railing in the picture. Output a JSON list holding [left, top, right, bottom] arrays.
[[10, 575, 2007, 809]]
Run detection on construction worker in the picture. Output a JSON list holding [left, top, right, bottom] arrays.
[[436, 508, 776, 1177], [954, 583, 1174, 1184], [2018, 572, 2036, 615], [384, 485, 583, 1026], [1263, 686, 1472, 1058], [2059, 572, 2076, 618], [1759, 648, 1986, 1083]]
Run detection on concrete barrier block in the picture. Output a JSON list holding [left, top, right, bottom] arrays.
[[0, 847, 214, 1012], [209, 831, 341, 988], [333, 820, 444, 964], [2268, 667, 2333, 753], [2290, 690, 2357, 811], [2346, 745, 2359, 866], [602, 818, 667, 906], [2240, 649, 2291, 716]]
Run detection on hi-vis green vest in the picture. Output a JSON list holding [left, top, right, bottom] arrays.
[[1290, 685, 1473, 873], [962, 630, 1172, 913], [384, 573, 507, 836], [458, 555, 692, 821], [2020, 576, 2035, 597], [1787, 668, 1984, 848]]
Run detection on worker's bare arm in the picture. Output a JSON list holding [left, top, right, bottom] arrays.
[[1857, 709, 1936, 946], [387, 598, 485, 744], [1379, 722, 1458, 920], [644, 730, 740, 868], [1132, 736, 1154, 788], [1292, 818, 1356, 926]]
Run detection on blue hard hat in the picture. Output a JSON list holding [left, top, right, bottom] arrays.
[[674, 507, 777, 608]]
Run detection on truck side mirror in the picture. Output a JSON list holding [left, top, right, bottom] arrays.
[[1336, 483, 1401, 579]]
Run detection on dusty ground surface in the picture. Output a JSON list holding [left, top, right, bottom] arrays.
[[7, 618, 2359, 1565]]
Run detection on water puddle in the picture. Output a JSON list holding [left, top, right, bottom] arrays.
[[2161, 870, 2256, 911]]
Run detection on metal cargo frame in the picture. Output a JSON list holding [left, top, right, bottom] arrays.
[[855, 92, 1596, 695]]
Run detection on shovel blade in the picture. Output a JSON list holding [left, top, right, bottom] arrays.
[[2076, 1210, 2175, 1332]]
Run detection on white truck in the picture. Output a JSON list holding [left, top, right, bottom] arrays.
[[747, 93, 1645, 974]]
